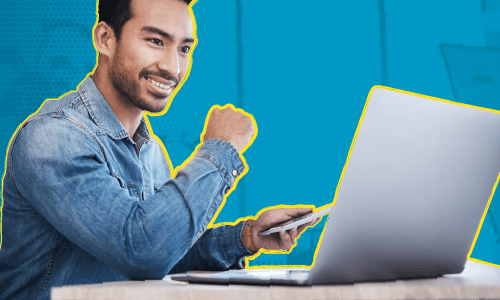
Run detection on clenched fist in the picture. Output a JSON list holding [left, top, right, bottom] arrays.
[[203, 106, 256, 152]]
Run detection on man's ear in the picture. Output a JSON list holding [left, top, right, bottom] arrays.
[[94, 21, 116, 60]]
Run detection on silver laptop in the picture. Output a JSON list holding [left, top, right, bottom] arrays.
[[170, 86, 500, 285]]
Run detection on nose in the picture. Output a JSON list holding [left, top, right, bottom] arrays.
[[157, 47, 180, 77]]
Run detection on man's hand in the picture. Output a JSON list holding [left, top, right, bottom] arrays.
[[203, 106, 255, 152], [244, 207, 320, 253]]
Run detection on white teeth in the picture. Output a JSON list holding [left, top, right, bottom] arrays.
[[147, 78, 170, 90]]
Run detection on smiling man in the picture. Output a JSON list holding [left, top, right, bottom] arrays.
[[0, 0, 317, 299]]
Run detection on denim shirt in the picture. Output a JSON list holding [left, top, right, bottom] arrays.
[[0, 76, 253, 300]]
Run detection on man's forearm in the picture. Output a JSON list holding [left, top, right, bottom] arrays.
[[10, 116, 245, 280], [169, 221, 254, 274]]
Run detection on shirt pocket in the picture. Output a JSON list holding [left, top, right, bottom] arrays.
[[113, 172, 138, 199]]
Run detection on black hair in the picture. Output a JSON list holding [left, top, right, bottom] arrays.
[[98, 0, 192, 40]]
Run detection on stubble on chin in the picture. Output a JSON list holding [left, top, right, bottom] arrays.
[[109, 57, 168, 113], [144, 90, 169, 112]]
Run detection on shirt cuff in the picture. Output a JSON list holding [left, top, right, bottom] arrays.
[[196, 138, 245, 187], [224, 221, 256, 269]]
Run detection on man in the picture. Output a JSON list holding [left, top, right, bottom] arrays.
[[0, 0, 318, 299]]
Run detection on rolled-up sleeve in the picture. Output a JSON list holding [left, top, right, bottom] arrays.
[[10, 116, 245, 280]]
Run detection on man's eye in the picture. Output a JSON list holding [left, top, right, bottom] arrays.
[[180, 46, 191, 54], [148, 38, 163, 46]]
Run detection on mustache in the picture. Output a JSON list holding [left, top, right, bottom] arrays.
[[139, 69, 179, 86]]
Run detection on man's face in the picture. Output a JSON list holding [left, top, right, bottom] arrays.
[[109, 0, 194, 113]]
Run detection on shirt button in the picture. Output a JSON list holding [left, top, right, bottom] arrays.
[[232, 169, 238, 177]]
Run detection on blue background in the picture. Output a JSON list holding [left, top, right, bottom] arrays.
[[1, 0, 500, 268]]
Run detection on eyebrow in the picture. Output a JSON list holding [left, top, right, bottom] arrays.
[[141, 26, 194, 43]]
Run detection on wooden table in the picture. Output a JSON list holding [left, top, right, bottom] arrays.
[[51, 260, 500, 299]]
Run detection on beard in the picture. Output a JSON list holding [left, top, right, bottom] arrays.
[[109, 50, 169, 113]]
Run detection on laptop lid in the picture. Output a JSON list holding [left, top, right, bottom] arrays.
[[309, 86, 500, 284]]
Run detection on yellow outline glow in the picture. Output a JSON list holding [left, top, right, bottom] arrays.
[[1, 0, 199, 250], [308, 85, 500, 271], [1, 0, 498, 276]]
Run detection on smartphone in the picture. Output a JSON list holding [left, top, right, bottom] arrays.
[[258, 207, 331, 236]]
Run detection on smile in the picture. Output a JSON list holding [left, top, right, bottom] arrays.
[[146, 77, 173, 91]]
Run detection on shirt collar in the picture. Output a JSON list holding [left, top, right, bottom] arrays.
[[78, 76, 151, 141]]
